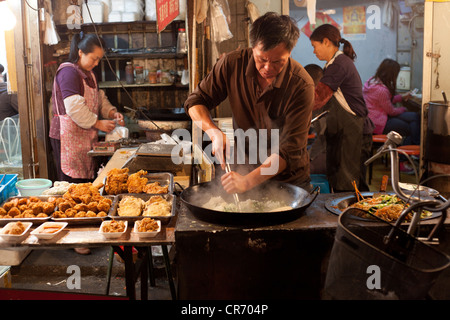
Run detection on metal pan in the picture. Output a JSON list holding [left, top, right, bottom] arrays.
[[180, 180, 319, 226], [51, 195, 117, 226], [109, 193, 175, 225], [0, 195, 57, 226], [101, 172, 174, 195]]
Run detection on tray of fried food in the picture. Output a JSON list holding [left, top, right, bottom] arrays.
[[0, 196, 59, 226], [102, 168, 173, 195], [109, 193, 175, 224], [52, 183, 116, 225]]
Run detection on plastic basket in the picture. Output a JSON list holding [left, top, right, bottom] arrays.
[[310, 174, 330, 193], [324, 208, 450, 300], [0, 174, 18, 204]]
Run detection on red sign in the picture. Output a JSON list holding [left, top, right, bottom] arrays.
[[156, 0, 179, 32], [301, 12, 341, 38]]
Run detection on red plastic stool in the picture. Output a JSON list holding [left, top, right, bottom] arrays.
[[397, 145, 420, 156], [368, 135, 388, 185], [372, 134, 388, 144]]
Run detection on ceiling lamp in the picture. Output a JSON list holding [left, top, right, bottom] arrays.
[[0, 0, 17, 31]]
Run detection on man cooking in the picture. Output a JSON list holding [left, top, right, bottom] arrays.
[[184, 12, 314, 194]]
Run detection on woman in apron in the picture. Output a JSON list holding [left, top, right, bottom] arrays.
[[49, 33, 125, 255], [50, 32, 125, 183], [309, 24, 374, 192]]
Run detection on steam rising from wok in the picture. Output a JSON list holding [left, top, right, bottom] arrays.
[[187, 179, 307, 213]]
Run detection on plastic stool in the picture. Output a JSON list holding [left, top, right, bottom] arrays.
[[397, 145, 420, 156], [311, 174, 331, 193], [368, 135, 388, 185]]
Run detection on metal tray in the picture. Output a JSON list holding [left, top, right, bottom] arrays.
[[324, 192, 442, 222], [51, 195, 117, 226], [101, 172, 174, 195], [109, 193, 175, 225], [0, 195, 57, 226]]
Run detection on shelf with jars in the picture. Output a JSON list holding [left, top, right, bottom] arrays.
[[52, 19, 189, 110]]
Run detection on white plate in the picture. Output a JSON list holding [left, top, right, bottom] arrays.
[[99, 220, 128, 239], [133, 219, 161, 238], [30, 222, 68, 240], [0, 222, 33, 243]]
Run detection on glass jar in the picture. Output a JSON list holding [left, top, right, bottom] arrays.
[[135, 66, 144, 84], [161, 69, 172, 84], [148, 69, 157, 84], [125, 61, 134, 84], [177, 28, 187, 54]]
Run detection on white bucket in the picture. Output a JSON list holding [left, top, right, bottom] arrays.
[[397, 66, 411, 91]]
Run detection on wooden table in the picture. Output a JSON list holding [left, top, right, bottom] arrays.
[[0, 219, 176, 300]]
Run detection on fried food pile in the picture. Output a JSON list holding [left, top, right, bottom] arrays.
[[105, 168, 129, 195], [3, 221, 26, 235], [0, 196, 55, 219], [137, 218, 159, 232], [144, 181, 169, 194], [53, 183, 112, 218], [117, 195, 171, 217], [104, 169, 169, 195], [101, 220, 126, 233], [127, 170, 148, 193], [143, 196, 171, 217]]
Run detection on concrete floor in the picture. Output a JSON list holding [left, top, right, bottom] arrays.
[[5, 246, 174, 300]]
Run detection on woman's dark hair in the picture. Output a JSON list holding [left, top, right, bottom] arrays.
[[249, 12, 300, 51], [310, 24, 357, 61], [68, 32, 106, 64], [374, 58, 401, 99]]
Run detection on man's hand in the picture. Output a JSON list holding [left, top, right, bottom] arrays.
[[221, 171, 250, 194]]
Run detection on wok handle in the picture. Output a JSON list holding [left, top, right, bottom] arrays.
[[305, 186, 320, 206]]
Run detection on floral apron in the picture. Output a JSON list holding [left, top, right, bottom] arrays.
[[54, 63, 99, 179]]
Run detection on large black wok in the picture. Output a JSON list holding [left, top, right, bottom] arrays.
[[180, 180, 319, 226]]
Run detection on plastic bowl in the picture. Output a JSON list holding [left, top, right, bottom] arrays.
[[15, 179, 52, 196]]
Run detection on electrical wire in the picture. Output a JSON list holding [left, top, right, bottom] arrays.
[[24, 0, 39, 11], [83, 0, 161, 130]]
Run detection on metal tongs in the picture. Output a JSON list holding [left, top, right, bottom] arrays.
[[225, 162, 242, 212]]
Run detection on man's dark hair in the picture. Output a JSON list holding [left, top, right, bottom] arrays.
[[249, 12, 300, 51], [0, 64, 4, 74], [304, 64, 323, 86]]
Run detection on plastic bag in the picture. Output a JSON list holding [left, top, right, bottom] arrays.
[[105, 125, 129, 141], [210, 0, 233, 43]]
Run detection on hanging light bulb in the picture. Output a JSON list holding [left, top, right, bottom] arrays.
[[0, 0, 17, 31]]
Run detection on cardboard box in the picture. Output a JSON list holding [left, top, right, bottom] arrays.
[[93, 141, 120, 152], [0, 248, 32, 266]]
